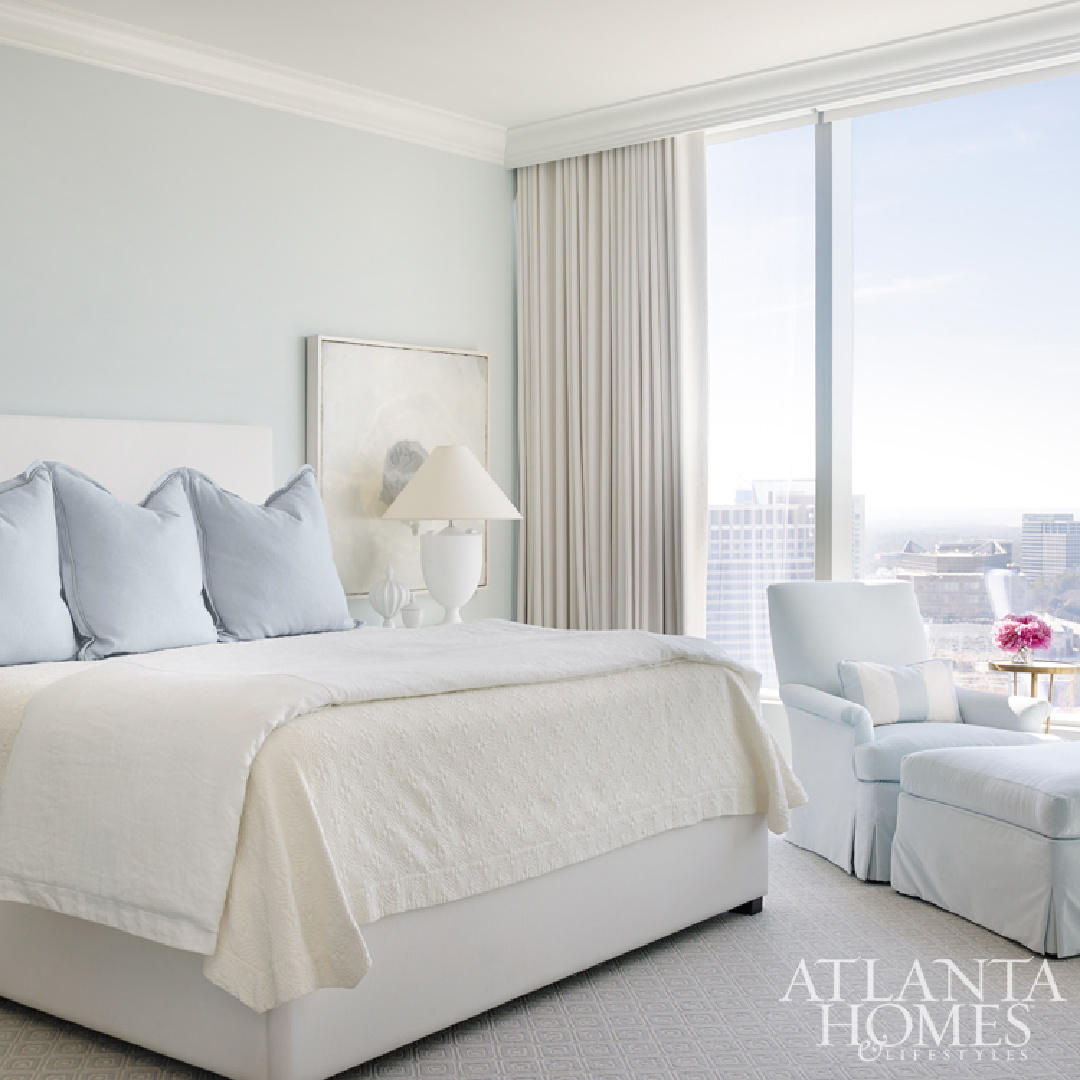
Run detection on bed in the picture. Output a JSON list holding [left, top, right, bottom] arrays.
[[0, 415, 800, 1080]]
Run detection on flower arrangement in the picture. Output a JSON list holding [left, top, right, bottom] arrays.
[[993, 614, 1053, 663]]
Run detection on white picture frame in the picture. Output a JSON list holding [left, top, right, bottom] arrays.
[[306, 336, 490, 598]]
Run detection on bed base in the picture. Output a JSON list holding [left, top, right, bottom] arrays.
[[0, 813, 766, 1080]]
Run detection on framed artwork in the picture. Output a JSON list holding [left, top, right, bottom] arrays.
[[306, 336, 490, 598]]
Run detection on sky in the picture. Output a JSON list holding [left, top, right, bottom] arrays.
[[706, 72, 1080, 525]]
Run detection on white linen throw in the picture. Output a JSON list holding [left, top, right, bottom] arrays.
[[0, 620, 802, 1009]]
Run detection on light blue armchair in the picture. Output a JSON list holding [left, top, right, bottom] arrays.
[[768, 581, 1049, 882]]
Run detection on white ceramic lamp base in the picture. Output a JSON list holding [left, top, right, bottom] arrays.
[[420, 526, 483, 625]]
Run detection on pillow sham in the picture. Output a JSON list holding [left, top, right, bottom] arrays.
[[0, 463, 77, 666], [837, 658, 960, 727], [186, 465, 353, 641], [51, 464, 217, 660]]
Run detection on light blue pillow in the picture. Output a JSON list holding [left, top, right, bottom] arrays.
[[0, 463, 77, 666], [51, 464, 217, 660], [837, 658, 960, 726], [186, 465, 353, 641]]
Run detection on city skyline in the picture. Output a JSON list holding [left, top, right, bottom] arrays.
[[705, 480, 1080, 695]]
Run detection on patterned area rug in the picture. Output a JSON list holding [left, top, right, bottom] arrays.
[[2, 835, 1079, 1079]]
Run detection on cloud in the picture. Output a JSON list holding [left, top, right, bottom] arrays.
[[854, 271, 965, 301]]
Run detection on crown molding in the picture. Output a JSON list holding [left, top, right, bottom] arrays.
[[0, 0, 507, 164], [5, 0, 1080, 171], [505, 1, 1080, 168]]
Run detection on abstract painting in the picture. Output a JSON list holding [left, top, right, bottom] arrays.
[[306, 336, 489, 598]]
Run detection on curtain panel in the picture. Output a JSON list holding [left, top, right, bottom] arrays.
[[516, 133, 708, 635]]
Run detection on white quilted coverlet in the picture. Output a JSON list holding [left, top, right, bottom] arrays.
[[0, 620, 802, 1011]]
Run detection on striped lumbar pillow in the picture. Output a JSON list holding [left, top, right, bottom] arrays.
[[837, 659, 960, 726]]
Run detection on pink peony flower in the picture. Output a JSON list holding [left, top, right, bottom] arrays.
[[993, 614, 1053, 655]]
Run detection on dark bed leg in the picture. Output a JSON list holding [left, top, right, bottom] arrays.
[[733, 896, 763, 915]]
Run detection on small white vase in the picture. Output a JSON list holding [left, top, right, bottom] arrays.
[[369, 566, 411, 628], [401, 599, 423, 629]]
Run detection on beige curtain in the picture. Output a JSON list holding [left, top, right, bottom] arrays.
[[516, 133, 708, 635]]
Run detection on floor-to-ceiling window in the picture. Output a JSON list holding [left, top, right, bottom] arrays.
[[708, 72, 1080, 710], [853, 74, 1080, 711], [706, 128, 815, 686]]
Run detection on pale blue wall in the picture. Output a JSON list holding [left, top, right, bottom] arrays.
[[0, 44, 516, 622]]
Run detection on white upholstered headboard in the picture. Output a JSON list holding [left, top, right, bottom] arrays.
[[0, 415, 274, 503]]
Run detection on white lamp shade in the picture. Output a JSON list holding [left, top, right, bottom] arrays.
[[382, 445, 521, 521]]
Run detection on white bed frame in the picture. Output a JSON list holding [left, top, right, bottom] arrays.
[[0, 814, 766, 1080], [0, 415, 768, 1080], [0, 414, 273, 503]]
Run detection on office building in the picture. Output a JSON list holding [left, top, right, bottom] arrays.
[[1022, 514, 1080, 575], [706, 481, 864, 684]]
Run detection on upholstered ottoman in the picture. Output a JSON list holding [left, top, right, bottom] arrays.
[[892, 742, 1080, 957]]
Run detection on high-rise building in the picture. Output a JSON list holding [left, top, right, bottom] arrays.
[[706, 481, 864, 685], [1022, 514, 1080, 575]]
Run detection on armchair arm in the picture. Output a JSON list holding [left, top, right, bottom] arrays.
[[956, 687, 1050, 733], [779, 683, 874, 746], [776, 683, 870, 867]]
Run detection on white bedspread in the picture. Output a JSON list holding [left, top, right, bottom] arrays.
[[0, 620, 803, 1011]]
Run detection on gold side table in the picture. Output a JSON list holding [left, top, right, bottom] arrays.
[[988, 659, 1080, 733]]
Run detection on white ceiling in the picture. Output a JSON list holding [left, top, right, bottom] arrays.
[[17, 0, 1058, 128]]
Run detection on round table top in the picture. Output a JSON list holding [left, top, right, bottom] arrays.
[[989, 659, 1080, 675]]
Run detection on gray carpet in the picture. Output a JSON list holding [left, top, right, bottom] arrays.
[[3, 836, 1079, 1079]]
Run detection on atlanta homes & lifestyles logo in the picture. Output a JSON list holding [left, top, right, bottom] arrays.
[[780, 957, 1066, 1063]]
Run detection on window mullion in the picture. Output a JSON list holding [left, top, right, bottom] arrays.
[[814, 115, 854, 581]]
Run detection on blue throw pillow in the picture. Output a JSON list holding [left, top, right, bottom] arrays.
[[837, 658, 960, 726], [51, 464, 217, 660], [0, 463, 77, 666], [186, 465, 353, 641]]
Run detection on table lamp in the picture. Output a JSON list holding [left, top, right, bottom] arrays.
[[382, 445, 520, 624]]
